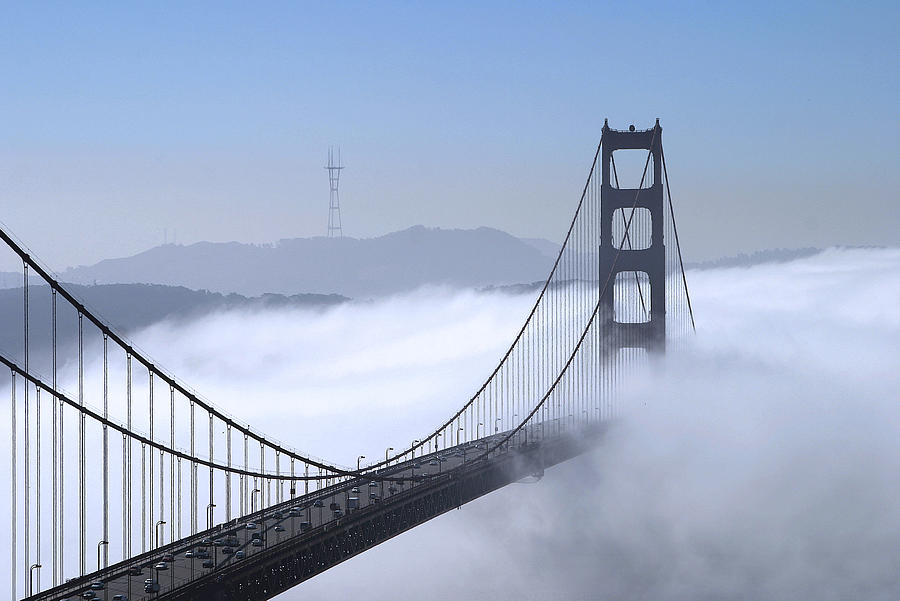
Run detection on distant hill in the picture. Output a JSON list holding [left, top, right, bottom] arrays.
[[684, 248, 823, 270], [520, 237, 561, 260], [0, 271, 42, 289], [60, 226, 556, 298], [0, 283, 345, 360]]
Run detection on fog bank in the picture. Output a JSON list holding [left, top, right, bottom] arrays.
[[2, 247, 898, 599]]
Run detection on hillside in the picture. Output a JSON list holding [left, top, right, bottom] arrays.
[[60, 226, 556, 298], [0, 283, 345, 360]]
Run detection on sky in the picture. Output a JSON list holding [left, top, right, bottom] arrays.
[[1, 1, 898, 270]]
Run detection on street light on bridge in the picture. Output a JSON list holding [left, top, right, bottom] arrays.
[[411, 440, 420, 459], [357, 455, 366, 471], [97, 540, 108, 571], [384, 447, 393, 464], [28, 564, 41, 597], [206, 503, 216, 529], [155, 521, 166, 549]]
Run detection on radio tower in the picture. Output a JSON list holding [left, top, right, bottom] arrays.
[[325, 146, 344, 237]]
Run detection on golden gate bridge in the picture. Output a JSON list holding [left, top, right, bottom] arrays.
[[4, 119, 693, 600]]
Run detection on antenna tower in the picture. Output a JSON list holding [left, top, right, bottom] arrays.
[[325, 147, 344, 237]]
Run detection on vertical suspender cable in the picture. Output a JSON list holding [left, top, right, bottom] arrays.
[[170, 386, 175, 543], [102, 334, 109, 569], [59, 380, 64, 581], [11, 370, 17, 601], [259, 442, 265, 509], [177, 457, 182, 540], [121, 431, 126, 562], [159, 446, 164, 544], [148, 371, 154, 551], [226, 424, 232, 521], [208, 413, 213, 525], [36, 384, 41, 593], [141, 441, 146, 553], [24, 264, 30, 590], [190, 399, 196, 534], [52, 288, 58, 586], [243, 434, 249, 516], [78, 312, 85, 576], [126, 354, 132, 559]]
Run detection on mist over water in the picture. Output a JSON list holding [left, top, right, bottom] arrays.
[[2, 248, 898, 599]]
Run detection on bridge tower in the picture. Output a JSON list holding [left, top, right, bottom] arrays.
[[599, 119, 665, 352]]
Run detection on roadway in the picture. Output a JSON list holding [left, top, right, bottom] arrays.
[[30, 427, 547, 601]]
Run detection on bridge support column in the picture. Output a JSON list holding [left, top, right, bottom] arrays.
[[599, 119, 665, 353]]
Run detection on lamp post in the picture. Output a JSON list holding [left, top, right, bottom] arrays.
[[250, 489, 260, 513], [206, 503, 216, 529], [495, 417, 502, 433], [476, 422, 483, 439], [357, 455, 365, 471], [28, 564, 41, 596], [411, 440, 420, 460], [456, 427, 463, 446], [382, 448, 394, 498], [97, 540, 108, 571], [155, 521, 166, 549]]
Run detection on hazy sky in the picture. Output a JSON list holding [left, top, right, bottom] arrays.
[[1, 1, 898, 270]]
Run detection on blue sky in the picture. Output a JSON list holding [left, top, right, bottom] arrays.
[[1, 1, 897, 267]]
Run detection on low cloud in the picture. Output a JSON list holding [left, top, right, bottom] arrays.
[[1, 248, 898, 599]]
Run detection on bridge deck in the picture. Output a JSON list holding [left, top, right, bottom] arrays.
[[30, 423, 604, 601]]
